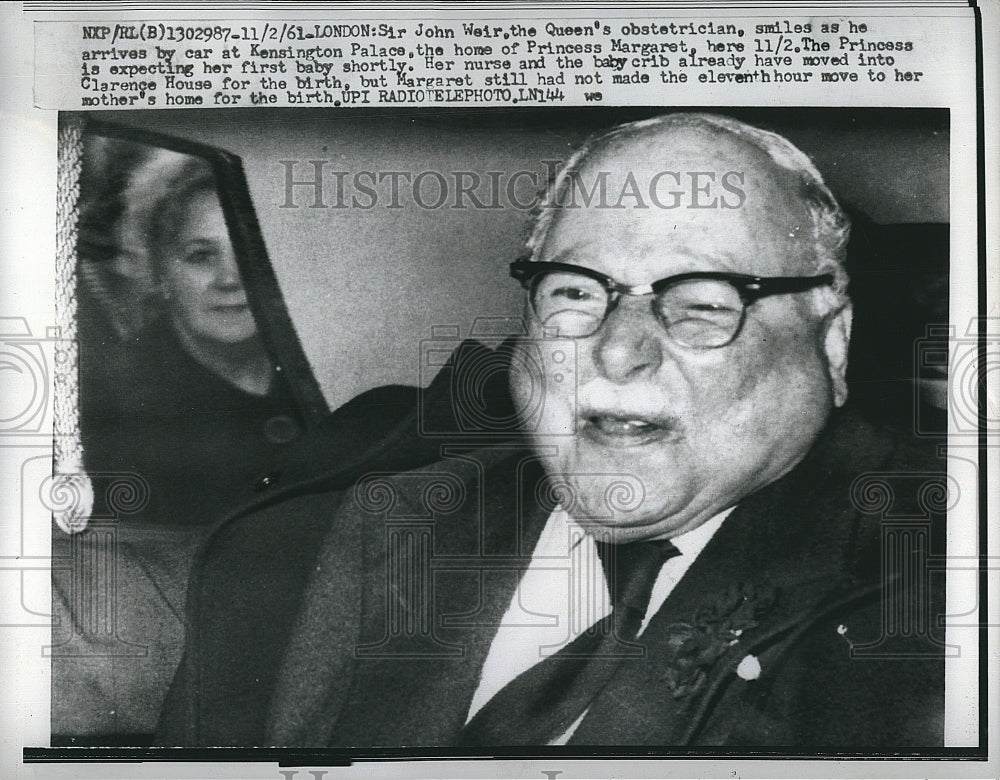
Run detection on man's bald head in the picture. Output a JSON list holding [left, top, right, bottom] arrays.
[[528, 113, 851, 315]]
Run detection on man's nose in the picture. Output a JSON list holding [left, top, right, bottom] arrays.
[[592, 298, 665, 383]]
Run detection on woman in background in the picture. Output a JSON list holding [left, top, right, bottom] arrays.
[[148, 159, 272, 394], [79, 150, 303, 526]]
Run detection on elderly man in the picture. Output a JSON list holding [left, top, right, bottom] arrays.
[[159, 113, 945, 748]]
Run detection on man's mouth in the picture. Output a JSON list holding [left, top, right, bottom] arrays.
[[580, 412, 682, 446]]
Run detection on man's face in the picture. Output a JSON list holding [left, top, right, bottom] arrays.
[[511, 126, 851, 542]]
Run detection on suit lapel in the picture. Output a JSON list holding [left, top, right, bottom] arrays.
[[274, 445, 548, 747], [394, 448, 550, 744], [428, 447, 553, 714]]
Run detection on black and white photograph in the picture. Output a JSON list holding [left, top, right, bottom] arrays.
[[50, 106, 955, 750]]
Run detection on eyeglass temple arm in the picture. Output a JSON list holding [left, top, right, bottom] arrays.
[[510, 260, 833, 298], [737, 274, 835, 302]]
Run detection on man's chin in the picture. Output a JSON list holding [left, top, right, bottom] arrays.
[[556, 479, 696, 535], [570, 508, 695, 543]]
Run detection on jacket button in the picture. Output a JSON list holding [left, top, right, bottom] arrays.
[[255, 472, 281, 491], [264, 415, 300, 444]]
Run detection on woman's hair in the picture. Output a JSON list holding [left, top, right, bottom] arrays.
[[125, 152, 218, 275], [110, 150, 220, 326], [76, 135, 161, 338], [77, 142, 222, 338]]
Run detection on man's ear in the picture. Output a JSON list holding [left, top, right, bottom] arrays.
[[823, 302, 853, 407]]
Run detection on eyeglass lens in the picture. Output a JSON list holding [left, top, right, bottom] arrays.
[[531, 270, 745, 347]]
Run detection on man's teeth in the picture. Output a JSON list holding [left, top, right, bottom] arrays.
[[591, 416, 658, 433]]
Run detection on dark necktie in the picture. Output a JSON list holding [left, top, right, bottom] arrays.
[[459, 537, 681, 746]]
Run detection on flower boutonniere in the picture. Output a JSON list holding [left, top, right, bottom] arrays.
[[659, 582, 778, 698]]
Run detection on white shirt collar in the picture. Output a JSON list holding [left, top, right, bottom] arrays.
[[562, 504, 735, 557]]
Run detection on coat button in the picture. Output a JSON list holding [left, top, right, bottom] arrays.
[[255, 472, 281, 491], [264, 415, 300, 444]]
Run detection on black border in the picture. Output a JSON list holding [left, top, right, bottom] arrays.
[[973, 0, 989, 756], [19, 746, 992, 764]]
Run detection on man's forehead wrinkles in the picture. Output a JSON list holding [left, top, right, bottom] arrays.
[[542, 243, 590, 265], [581, 138, 807, 215]]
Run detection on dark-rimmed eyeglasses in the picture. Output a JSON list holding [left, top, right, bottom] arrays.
[[510, 260, 834, 349]]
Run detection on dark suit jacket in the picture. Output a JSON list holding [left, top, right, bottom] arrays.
[[159, 403, 947, 749]]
